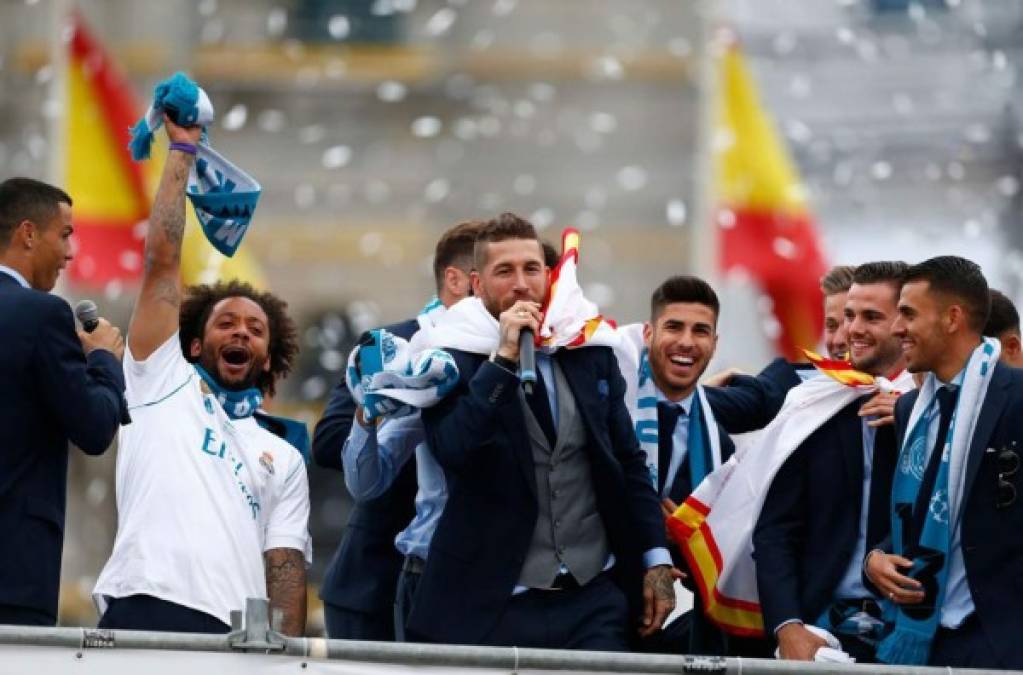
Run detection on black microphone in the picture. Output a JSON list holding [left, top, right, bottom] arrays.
[[74, 299, 100, 333], [519, 328, 537, 395]]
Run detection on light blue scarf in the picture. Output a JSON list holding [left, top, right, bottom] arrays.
[[345, 329, 459, 422], [195, 365, 263, 420], [129, 72, 261, 257]]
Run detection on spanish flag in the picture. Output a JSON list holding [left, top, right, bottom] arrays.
[[64, 14, 152, 286], [715, 42, 828, 361], [63, 14, 263, 288]]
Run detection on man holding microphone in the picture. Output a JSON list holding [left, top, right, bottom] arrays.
[[0, 177, 127, 626]]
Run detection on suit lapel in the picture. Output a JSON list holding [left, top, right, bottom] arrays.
[[963, 364, 1010, 506]]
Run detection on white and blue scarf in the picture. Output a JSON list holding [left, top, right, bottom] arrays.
[[345, 329, 459, 423], [129, 72, 261, 258], [877, 338, 999, 665], [195, 364, 263, 419]]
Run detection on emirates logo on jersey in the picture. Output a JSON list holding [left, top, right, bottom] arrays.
[[259, 451, 275, 475]]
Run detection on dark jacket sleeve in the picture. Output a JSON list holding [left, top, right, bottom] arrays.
[[312, 378, 355, 470], [34, 296, 126, 455], [706, 358, 802, 434], [752, 442, 809, 633], [423, 354, 521, 475]]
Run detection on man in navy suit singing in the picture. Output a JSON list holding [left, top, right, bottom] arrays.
[[0, 177, 127, 626], [413, 213, 675, 649]]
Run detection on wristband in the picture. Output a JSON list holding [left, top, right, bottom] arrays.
[[169, 142, 197, 156]]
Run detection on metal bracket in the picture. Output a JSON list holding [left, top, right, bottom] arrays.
[[226, 598, 286, 653]]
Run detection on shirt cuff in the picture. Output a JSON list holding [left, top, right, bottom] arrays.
[[774, 618, 803, 635], [643, 547, 672, 569]]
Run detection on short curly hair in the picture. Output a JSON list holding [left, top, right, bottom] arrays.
[[178, 280, 298, 397]]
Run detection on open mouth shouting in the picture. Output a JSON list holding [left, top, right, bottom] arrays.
[[219, 344, 253, 378]]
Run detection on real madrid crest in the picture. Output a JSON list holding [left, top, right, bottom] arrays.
[[259, 451, 275, 475]]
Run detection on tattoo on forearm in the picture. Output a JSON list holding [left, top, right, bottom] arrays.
[[264, 548, 307, 636], [144, 154, 191, 273], [645, 567, 676, 605]]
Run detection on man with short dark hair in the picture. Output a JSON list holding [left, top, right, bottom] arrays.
[[983, 289, 1023, 367], [0, 177, 127, 626], [866, 256, 1023, 669], [638, 274, 759, 655], [413, 213, 673, 649], [315, 219, 483, 640], [754, 261, 909, 663], [93, 117, 310, 636]]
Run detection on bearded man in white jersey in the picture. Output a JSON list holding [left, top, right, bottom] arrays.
[[93, 116, 310, 635]]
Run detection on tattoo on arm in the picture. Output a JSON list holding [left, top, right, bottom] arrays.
[[264, 548, 307, 636], [143, 153, 191, 277], [645, 566, 676, 604]]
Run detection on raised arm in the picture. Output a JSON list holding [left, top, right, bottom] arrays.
[[128, 118, 202, 360]]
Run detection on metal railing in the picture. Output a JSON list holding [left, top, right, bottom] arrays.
[[0, 599, 1014, 675]]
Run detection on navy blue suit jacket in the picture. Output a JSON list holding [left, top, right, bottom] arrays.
[[752, 398, 897, 634], [413, 346, 666, 644], [891, 364, 1023, 669], [315, 318, 419, 620], [0, 273, 126, 620]]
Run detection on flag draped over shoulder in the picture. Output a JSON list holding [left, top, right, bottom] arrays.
[[666, 362, 915, 637], [715, 42, 828, 361]]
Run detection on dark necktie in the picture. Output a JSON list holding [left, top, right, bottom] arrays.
[[526, 364, 557, 446], [912, 386, 958, 541], [657, 401, 683, 495]]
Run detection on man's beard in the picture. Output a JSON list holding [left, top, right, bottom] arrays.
[[199, 346, 264, 391], [851, 338, 902, 376]]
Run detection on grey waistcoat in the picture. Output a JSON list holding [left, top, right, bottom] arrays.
[[516, 359, 611, 589]]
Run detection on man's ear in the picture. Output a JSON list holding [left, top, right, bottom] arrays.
[[13, 219, 35, 249], [189, 337, 202, 359], [470, 269, 482, 297], [945, 304, 966, 334], [642, 321, 653, 348], [1003, 332, 1022, 360]]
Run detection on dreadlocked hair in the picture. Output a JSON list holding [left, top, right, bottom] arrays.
[[178, 280, 298, 397]]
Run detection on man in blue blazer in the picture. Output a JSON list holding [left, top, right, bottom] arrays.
[[314, 221, 481, 639], [754, 261, 908, 662], [0, 178, 127, 625], [414, 214, 674, 649], [866, 256, 1023, 669]]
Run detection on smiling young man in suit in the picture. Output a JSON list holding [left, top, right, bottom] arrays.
[[866, 256, 1023, 669], [753, 261, 908, 663], [414, 213, 674, 649], [0, 177, 127, 626]]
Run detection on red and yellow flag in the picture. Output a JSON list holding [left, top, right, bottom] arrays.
[[63, 13, 264, 289], [801, 349, 876, 387], [64, 14, 152, 286], [715, 42, 828, 361]]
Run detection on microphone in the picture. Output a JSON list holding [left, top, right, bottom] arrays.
[[74, 299, 100, 333], [519, 328, 537, 395]]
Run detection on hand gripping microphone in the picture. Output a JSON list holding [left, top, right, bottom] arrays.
[[74, 299, 100, 332], [519, 328, 537, 395]]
